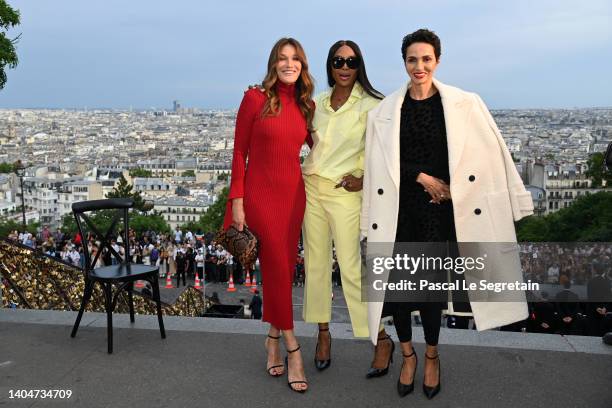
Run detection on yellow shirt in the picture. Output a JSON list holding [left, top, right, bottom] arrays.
[[302, 82, 381, 182]]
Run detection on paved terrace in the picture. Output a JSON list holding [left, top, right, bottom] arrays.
[[1, 309, 611, 408]]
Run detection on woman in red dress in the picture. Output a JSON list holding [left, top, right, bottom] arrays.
[[223, 38, 314, 393]]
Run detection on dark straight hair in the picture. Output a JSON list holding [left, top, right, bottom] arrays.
[[326, 40, 384, 100]]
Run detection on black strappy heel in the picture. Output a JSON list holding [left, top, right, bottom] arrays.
[[366, 334, 395, 378], [423, 352, 441, 399], [264, 334, 284, 377], [285, 345, 308, 393], [314, 327, 332, 370], [397, 348, 417, 397]]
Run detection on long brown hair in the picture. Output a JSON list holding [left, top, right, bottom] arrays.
[[261, 38, 315, 131]]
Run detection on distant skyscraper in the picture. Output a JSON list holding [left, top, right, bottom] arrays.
[[173, 100, 181, 112]]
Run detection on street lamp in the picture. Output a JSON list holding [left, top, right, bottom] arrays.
[[14, 160, 26, 229]]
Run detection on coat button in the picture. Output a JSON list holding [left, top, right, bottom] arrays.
[[372, 223, 378, 230], [378, 188, 384, 195], [474, 208, 481, 215], [469, 175, 476, 182]]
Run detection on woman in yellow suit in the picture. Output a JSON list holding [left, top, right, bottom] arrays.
[[302, 40, 383, 370]]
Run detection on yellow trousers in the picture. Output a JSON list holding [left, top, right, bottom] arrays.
[[302, 174, 369, 338]]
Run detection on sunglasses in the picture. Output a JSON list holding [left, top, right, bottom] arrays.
[[332, 56, 360, 70]]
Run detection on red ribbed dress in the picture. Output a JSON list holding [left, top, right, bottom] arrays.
[[223, 82, 308, 330]]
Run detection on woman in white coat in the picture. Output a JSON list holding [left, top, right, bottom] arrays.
[[360, 29, 534, 399]]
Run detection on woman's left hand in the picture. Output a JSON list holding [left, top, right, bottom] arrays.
[[335, 175, 363, 192]]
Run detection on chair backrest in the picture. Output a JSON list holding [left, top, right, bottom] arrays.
[[72, 198, 134, 272]]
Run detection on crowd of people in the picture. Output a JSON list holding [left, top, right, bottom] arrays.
[[5, 225, 311, 288], [6, 224, 610, 340], [520, 243, 611, 285]]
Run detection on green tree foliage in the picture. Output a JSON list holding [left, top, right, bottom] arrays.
[[181, 170, 195, 177], [105, 174, 146, 211], [60, 213, 78, 236], [199, 187, 228, 232], [585, 152, 612, 188], [0, 0, 20, 90], [131, 212, 170, 236], [516, 191, 612, 242], [0, 162, 14, 173], [129, 168, 153, 178], [217, 172, 228, 181], [0, 216, 39, 238]]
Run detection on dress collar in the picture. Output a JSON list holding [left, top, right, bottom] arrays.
[[276, 81, 296, 98]]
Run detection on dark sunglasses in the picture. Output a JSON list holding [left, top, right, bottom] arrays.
[[331, 56, 360, 70]]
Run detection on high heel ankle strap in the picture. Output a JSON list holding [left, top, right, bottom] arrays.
[[287, 344, 301, 354], [318, 327, 329, 332], [377, 334, 392, 342], [425, 352, 439, 359], [403, 350, 416, 358], [268, 334, 281, 340]]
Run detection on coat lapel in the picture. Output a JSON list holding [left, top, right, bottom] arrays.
[[434, 78, 471, 179], [372, 83, 407, 190], [373, 79, 471, 189]]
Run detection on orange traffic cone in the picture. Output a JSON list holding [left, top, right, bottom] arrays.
[[250, 272, 258, 293], [245, 269, 252, 287], [194, 271, 202, 290], [164, 273, 174, 289], [227, 272, 237, 292]]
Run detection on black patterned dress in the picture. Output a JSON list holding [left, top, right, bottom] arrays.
[[383, 90, 470, 343]]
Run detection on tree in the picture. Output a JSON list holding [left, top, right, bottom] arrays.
[[0, 216, 20, 237], [516, 191, 612, 242], [0, 216, 39, 238], [199, 187, 228, 232], [0, 1, 20, 90], [585, 152, 612, 188], [181, 170, 195, 177], [129, 168, 153, 178], [60, 213, 78, 236], [130, 212, 170, 236], [106, 174, 146, 211], [0, 162, 14, 173]]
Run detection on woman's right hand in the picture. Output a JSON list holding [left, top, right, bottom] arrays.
[[416, 172, 451, 204], [231, 198, 246, 231]]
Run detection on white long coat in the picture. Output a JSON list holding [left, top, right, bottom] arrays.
[[361, 79, 535, 344]]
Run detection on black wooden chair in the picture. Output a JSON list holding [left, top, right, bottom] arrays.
[[70, 198, 166, 353]]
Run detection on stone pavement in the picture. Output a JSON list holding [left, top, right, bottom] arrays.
[[0, 308, 611, 408]]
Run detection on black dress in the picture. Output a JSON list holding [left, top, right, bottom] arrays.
[[383, 90, 469, 344]]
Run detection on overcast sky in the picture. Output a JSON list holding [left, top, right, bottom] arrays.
[[0, 0, 610, 110]]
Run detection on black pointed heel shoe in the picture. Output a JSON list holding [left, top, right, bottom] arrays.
[[366, 334, 395, 378], [314, 327, 332, 371], [422, 352, 441, 399], [285, 345, 308, 393], [397, 349, 417, 397], [264, 334, 284, 377]]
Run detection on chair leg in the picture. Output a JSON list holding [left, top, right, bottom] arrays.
[[152, 275, 166, 339], [71, 279, 94, 338], [103, 282, 114, 354], [128, 281, 135, 323]]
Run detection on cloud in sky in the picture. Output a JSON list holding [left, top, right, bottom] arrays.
[[0, 0, 610, 109]]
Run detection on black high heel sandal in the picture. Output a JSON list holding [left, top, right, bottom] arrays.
[[422, 352, 441, 399], [397, 349, 417, 397], [264, 334, 284, 377], [285, 345, 308, 393], [314, 327, 331, 370], [366, 334, 395, 378]]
